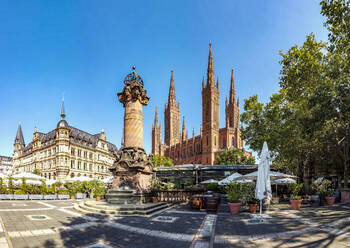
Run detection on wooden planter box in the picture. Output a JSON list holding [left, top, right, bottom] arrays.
[[340, 188, 350, 203], [57, 194, 70, 200], [44, 195, 57, 200], [29, 195, 43, 200], [13, 194, 28, 200], [0, 194, 14, 200]]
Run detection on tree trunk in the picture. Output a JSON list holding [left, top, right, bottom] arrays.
[[344, 142, 349, 188]]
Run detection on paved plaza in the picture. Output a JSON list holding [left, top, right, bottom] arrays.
[[0, 200, 349, 248]]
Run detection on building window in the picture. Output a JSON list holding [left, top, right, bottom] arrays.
[[71, 160, 75, 169], [223, 138, 226, 147], [89, 164, 92, 171], [71, 148, 75, 156], [89, 153, 93, 159], [215, 136, 216, 146], [84, 151, 87, 158], [78, 161, 81, 170], [78, 150, 81, 157], [84, 163, 87, 170], [232, 137, 234, 147]]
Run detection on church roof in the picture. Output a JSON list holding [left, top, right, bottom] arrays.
[[14, 123, 25, 145]]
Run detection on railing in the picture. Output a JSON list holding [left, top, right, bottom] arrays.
[[154, 190, 205, 203]]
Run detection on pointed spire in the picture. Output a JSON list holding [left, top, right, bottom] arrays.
[[168, 70, 176, 106], [61, 94, 66, 120], [207, 42, 215, 87], [237, 97, 239, 107], [182, 116, 186, 133], [225, 96, 228, 106], [202, 76, 205, 89], [192, 128, 195, 139], [216, 76, 219, 89], [229, 69, 236, 104], [154, 106, 159, 126], [14, 122, 25, 145]]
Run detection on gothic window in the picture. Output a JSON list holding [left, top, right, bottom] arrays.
[[232, 137, 235, 147], [206, 101, 210, 122], [206, 136, 209, 146], [223, 138, 226, 147]]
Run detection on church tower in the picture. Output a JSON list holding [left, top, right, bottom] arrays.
[[152, 106, 162, 155], [202, 42, 220, 165], [225, 69, 241, 148], [164, 71, 180, 146], [14, 123, 25, 158]]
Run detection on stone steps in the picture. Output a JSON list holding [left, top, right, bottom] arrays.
[[74, 200, 172, 217]]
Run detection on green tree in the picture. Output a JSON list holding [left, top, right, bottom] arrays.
[[152, 154, 174, 167], [33, 168, 41, 176], [217, 148, 255, 165]]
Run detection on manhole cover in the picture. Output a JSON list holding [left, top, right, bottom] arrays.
[[32, 216, 46, 219], [27, 215, 51, 221]]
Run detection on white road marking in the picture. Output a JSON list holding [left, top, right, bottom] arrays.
[[37, 201, 57, 208]]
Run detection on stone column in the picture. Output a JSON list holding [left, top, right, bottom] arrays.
[[124, 100, 143, 148]]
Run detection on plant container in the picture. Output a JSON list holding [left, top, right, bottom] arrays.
[[291, 199, 302, 210], [228, 202, 241, 214], [206, 198, 219, 213], [249, 203, 258, 214], [152, 197, 159, 203], [325, 196, 336, 206], [96, 196, 101, 201], [70, 195, 75, 200]]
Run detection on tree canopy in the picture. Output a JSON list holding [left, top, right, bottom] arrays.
[[240, 0, 350, 190], [217, 148, 255, 165], [152, 154, 174, 167]]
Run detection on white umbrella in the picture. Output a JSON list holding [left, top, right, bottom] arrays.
[[255, 142, 272, 216], [218, 172, 242, 185], [45, 179, 56, 186], [236, 179, 253, 183], [13, 172, 45, 180], [13, 179, 42, 185], [271, 178, 296, 197], [239, 171, 296, 180], [102, 176, 114, 184], [200, 179, 218, 184], [68, 176, 92, 182], [272, 178, 296, 185]]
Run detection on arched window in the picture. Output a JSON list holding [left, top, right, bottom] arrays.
[[206, 136, 209, 146], [71, 173, 75, 178], [232, 137, 235, 147], [48, 173, 51, 179], [223, 138, 226, 147]]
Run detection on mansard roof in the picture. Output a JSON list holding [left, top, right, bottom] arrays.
[[20, 125, 118, 155]]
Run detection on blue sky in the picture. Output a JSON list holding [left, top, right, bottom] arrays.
[[0, 0, 328, 156]]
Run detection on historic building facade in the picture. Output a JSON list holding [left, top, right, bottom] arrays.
[[13, 100, 117, 181], [152, 43, 248, 165], [0, 156, 13, 175]]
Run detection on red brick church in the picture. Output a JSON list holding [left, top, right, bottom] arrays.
[[152, 43, 249, 165]]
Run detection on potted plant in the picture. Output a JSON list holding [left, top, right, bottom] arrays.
[[150, 178, 161, 203], [225, 181, 243, 214], [325, 188, 336, 205], [66, 182, 78, 199], [313, 179, 333, 206], [242, 183, 259, 214], [290, 183, 303, 210], [90, 180, 106, 201]]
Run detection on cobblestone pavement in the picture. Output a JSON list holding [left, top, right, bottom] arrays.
[[0, 200, 349, 248]]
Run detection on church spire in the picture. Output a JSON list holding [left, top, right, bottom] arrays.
[[229, 69, 236, 104], [61, 95, 66, 120], [14, 122, 25, 145], [168, 70, 176, 106], [182, 116, 186, 141], [154, 106, 159, 126], [207, 42, 215, 87]]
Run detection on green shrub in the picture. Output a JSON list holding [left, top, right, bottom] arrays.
[[7, 178, 14, 194], [19, 178, 30, 194], [57, 189, 69, 195], [292, 183, 303, 200], [41, 180, 48, 195], [241, 183, 258, 205], [225, 181, 243, 203], [206, 183, 219, 192], [14, 189, 26, 195]]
